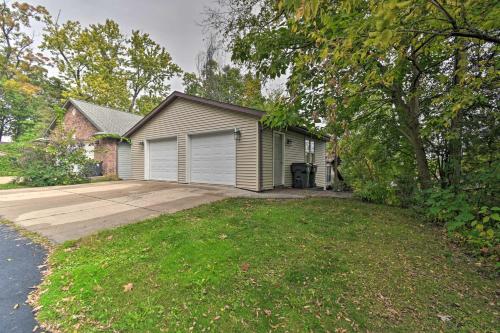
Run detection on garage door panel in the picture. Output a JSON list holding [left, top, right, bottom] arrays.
[[117, 143, 132, 179], [149, 139, 177, 181], [190, 132, 235, 185]]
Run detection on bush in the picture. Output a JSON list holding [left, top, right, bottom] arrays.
[[353, 180, 395, 204], [421, 187, 499, 265], [16, 129, 96, 187], [0, 142, 23, 176]]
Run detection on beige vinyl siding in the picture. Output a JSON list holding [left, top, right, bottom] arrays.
[[261, 128, 273, 190], [130, 99, 259, 191], [283, 131, 306, 187], [260, 128, 327, 189]]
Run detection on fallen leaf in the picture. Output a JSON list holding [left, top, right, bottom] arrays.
[[264, 309, 272, 316], [107, 235, 113, 241], [13, 303, 19, 310], [241, 263, 250, 272], [219, 234, 228, 240], [437, 314, 452, 322], [32, 325, 38, 332], [123, 283, 133, 292], [213, 315, 220, 321]]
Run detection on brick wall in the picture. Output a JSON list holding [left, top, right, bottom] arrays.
[[63, 106, 97, 140], [94, 138, 117, 176], [61, 106, 118, 176]]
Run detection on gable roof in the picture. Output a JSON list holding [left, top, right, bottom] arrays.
[[124, 91, 329, 141], [64, 99, 143, 136]]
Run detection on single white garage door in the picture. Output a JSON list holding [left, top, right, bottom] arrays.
[[117, 142, 132, 179], [148, 138, 177, 181], [190, 132, 235, 185]]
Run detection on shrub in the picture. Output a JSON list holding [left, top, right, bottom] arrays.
[[353, 180, 395, 204], [16, 129, 96, 187], [0, 142, 23, 176], [421, 187, 499, 264]]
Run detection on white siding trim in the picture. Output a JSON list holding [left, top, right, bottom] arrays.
[[144, 139, 149, 180], [272, 131, 285, 187], [256, 122, 260, 191], [185, 133, 190, 184]]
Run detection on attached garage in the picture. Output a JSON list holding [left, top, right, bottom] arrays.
[[190, 131, 235, 185], [147, 138, 177, 181]]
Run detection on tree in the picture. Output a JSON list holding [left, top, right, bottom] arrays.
[[183, 36, 265, 108], [43, 19, 181, 114], [0, 1, 48, 79], [42, 19, 130, 109], [0, 1, 54, 142], [127, 30, 181, 113], [207, 0, 499, 191]]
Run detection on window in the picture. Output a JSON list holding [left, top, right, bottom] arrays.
[[305, 139, 315, 164]]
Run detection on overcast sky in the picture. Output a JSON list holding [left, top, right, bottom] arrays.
[[31, 0, 219, 91]]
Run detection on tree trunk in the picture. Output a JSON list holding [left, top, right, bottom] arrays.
[[410, 129, 432, 190], [0, 117, 4, 142], [392, 79, 432, 190], [446, 43, 465, 188], [129, 91, 139, 113], [402, 102, 432, 190]]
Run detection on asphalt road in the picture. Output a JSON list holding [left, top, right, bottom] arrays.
[[0, 224, 46, 333]]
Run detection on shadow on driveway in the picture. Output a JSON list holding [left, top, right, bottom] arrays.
[[0, 224, 46, 333]]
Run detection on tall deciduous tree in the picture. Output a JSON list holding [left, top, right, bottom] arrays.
[[127, 30, 181, 114], [0, 1, 53, 141], [207, 0, 498, 191], [43, 19, 181, 114], [42, 19, 130, 109], [183, 36, 266, 109], [0, 1, 48, 79]]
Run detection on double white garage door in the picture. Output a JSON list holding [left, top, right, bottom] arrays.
[[147, 131, 235, 186]]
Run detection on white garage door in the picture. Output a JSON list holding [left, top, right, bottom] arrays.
[[117, 142, 132, 179], [190, 132, 235, 185], [148, 138, 177, 181]]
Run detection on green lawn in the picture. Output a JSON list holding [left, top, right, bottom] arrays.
[[0, 183, 24, 190], [38, 198, 498, 332]]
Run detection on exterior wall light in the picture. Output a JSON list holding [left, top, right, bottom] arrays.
[[234, 128, 241, 141], [139, 140, 145, 146], [287, 138, 293, 145]]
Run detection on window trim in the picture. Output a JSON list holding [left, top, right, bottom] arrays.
[[305, 138, 315, 164]]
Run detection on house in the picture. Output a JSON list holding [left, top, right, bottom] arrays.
[[124, 91, 330, 191], [48, 99, 143, 178]]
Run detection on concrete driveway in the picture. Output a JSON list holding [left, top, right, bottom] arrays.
[[0, 181, 235, 243]]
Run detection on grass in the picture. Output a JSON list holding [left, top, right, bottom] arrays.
[[0, 183, 25, 190], [37, 198, 498, 332]]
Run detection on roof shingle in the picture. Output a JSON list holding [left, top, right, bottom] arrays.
[[67, 99, 143, 136]]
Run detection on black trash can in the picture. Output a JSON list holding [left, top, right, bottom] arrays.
[[291, 163, 310, 188], [89, 161, 103, 177], [309, 164, 317, 188]]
